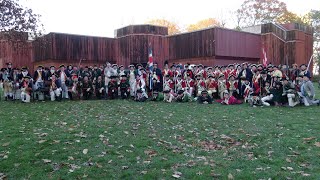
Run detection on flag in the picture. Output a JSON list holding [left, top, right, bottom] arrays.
[[148, 46, 153, 73], [148, 45, 153, 89], [307, 55, 313, 71], [262, 47, 268, 67]]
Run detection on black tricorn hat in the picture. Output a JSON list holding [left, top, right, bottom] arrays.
[[178, 90, 184, 95], [201, 90, 208, 94], [163, 89, 170, 93]]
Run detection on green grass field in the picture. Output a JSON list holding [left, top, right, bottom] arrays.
[[0, 87, 320, 179]]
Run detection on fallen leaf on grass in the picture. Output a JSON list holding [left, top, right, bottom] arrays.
[[2, 142, 10, 147], [144, 149, 157, 157], [303, 137, 315, 141], [83, 149, 88, 154], [314, 142, 320, 147], [287, 167, 293, 171], [228, 173, 234, 179], [52, 140, 60, 144], [42, 159, 51, 163], [38, 140, 47, 144], [96, 163, 103, 168], [286, 158, 292, 163], [39, 133, 48, 137], [301, 173, 311, 176], [140, 171, 147, 175], [172, 171, 182, 178], [69, 164, 80, 173], [122, 166, 129, 170]]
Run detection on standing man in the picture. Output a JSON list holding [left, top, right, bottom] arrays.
[[57, 65, 70, 99], [104, 62, 113, 97], [128, 65, 136, 97], [238, 63, 253, 98]]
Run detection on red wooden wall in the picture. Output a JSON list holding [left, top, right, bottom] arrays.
[[0, 23, 313, 71], [0, 40, 33, 70]]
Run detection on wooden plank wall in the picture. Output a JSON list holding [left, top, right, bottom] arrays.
[[116, 25, 168, 37], [168, 29, 215, 61], [33, 33, 116, 64], [115, 35, 168, 68], [0, 40, 33, 70]]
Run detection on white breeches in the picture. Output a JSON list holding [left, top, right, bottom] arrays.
[[287, 93, 298, 107], [207, 89, 216, 97], [60, 83, 69, 99], [50, 88, 62, 101], [130, 80, 135, 96], [21, 92, 30, 103], [261, 94, 274, 106]]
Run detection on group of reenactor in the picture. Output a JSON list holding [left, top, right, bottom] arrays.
[[0, 61, 319, 106]]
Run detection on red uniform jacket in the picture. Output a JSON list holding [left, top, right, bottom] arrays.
[[164, 79, 174, 90], [217, 96, 242, 105], [206, 79, 218, 90], [175, 79, 186, 90], [162, 69, 173, 78], [226, 80, 238, 91], [185, 79, 195, 89]]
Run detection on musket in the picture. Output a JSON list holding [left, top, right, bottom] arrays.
[[174, 72, 177, 94], [77, 58, 84, 78]]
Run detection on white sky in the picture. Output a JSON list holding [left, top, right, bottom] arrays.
[[25, 0, 320, 37]]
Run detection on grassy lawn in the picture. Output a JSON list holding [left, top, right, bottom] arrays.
[[0, 87, 320, 179]]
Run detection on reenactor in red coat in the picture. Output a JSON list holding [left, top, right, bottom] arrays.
[[206, 67, 214, 78], [206, 74, 218, 98], [163, 74, 174, 93], [227, 74, 239, 97], [185, 73, 195, 98], [195, 64, 207, 79], [195, 74, 206, 97], [175, 74, 186, 93], [217, 74, 227, 99]]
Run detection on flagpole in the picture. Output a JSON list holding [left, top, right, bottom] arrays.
[[307, 55, 313, 71]]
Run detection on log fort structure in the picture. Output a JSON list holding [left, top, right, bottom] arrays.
[[0, 23, 313, 71]]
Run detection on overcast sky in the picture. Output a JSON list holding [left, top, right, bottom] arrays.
[[25, 0, 319, 37]]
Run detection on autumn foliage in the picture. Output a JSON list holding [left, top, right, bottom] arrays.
[[236, 0, 287, 27], [0, 0, 44, 41], [146, 19, 181, 35], [186, 18, 222, 32]]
